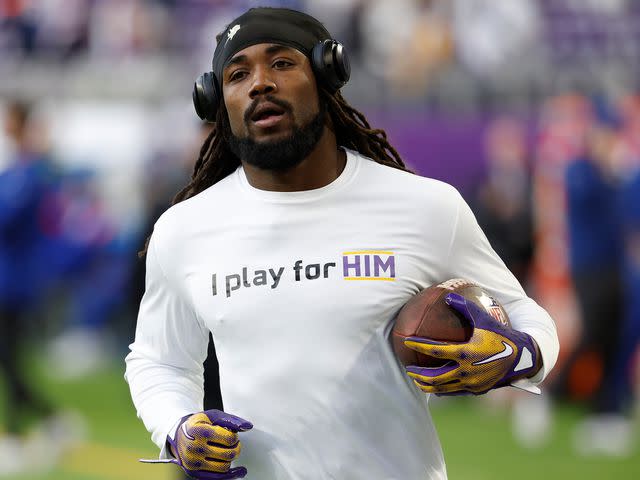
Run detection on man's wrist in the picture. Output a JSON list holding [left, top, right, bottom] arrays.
[[503, 332, 543, 385], [165, 436, 177, 458], [526, 337, 543, 379]]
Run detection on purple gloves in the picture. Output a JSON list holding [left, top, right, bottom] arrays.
[[166, 409, 253, 479], [404, 292, 541, 395]]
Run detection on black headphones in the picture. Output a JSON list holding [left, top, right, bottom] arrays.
[[192, 39, 350, 122]]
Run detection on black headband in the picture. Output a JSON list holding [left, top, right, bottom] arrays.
[[211, 7, 332, 85]]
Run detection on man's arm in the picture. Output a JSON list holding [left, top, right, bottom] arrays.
[[405, 189, 559, 395], [124, 229, 210, 455], [445, 189, 559, 385]]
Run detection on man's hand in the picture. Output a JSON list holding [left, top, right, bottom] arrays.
[[167, 409, 253, 479], [404, 292, 541, 395]]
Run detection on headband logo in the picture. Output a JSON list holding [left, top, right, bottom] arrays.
[[228, 24, 241, 40]]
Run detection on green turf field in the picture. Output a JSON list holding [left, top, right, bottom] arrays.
[[0, 359, 637, 479], [433, 398, 639, 479]]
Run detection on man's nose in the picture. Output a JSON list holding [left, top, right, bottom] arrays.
[[249, 66, 277, 98]]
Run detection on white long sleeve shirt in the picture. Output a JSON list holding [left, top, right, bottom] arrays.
[[125, 148, 559, 480]]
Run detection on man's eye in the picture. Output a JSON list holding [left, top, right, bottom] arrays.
[[273, 60, 293, 68], [229, 71, 247, 81]]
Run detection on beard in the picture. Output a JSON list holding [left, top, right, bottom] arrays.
[[223, 98, 326, 172]]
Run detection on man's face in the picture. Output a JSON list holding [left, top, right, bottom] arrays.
[[3, 106, 25, 142], [221, 43, 326, 170]]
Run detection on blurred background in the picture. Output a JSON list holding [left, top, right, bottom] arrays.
[[1, 0, 639, 479]]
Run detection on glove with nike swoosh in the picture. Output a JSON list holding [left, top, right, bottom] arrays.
[[404, 292, 541, 395], [166, 409, 253, 479]]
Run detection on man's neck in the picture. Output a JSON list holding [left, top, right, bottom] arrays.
[[241, 128, 346, 192]]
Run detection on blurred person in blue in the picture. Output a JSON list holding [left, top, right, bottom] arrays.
[[0, 99, 87, 474], [615, 151, 640, 453], [43, 167, 127, 380], [582, 94, 640, 456], [559, 117, 630, 454], [0, 2, 38, 56], [0, 99, 57, 473]]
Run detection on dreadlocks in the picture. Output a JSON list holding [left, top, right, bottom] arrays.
[[139, 90, 411, 257], [171, 105, 239, 206], [324, 91, 409, 173]]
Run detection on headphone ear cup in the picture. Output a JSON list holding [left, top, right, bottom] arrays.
[[311, 39, 350, 93], [192, 72, 220, 122], [332, 43, 351, 87]]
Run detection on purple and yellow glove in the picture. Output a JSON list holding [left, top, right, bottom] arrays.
[[404, 292, 541, 395], [167, 409, 253, 479]]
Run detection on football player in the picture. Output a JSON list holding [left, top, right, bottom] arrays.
[[125, 7, 559, 479]]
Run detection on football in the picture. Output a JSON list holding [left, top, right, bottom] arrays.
[[392, 278, 510, 367]]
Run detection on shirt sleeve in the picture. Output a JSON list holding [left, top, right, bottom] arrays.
[[442, 190, 559, 385], [124, 228, 210, 457]]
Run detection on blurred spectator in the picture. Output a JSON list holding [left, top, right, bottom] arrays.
[[452, 0, 542, 79], [506, 94, 593, 449], [0, 0, 90, 59], [0, 98, 92, 475], [472, 116, 534, 285], [541, 0, 640, 66], [0, 99, 58, 473], [88, 0, 171, 58], [35, 0, 90, 59], [559, 123, 623, 407], [44, 168, 122, 380], [531, 94, 591, 383], [306, 0, 362, 52], [583, 94, 640, 456], [614, 97, 640, 414], [616, 145, 640, 431], [358, 0, 454, 100], [0, 0, 38, 56], [553, 111, 637, 455]]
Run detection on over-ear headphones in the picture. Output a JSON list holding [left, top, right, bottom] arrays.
[[192, 39, 350, 122], [192, 72, 221, 123], [311, 39, 351, 94]]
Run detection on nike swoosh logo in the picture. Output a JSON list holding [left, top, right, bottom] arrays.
[[472, 341, 513, 365], [181, 422, 195, 440]]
